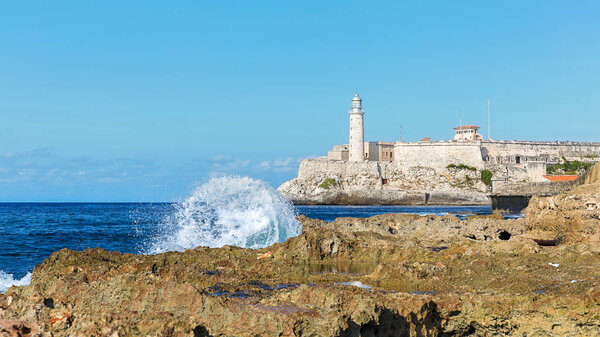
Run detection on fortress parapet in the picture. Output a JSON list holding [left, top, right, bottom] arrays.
[[481, 140, 600, 165], [393, 140, 484, 170]]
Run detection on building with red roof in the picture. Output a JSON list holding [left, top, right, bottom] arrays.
[[543, 175, 578, 182]]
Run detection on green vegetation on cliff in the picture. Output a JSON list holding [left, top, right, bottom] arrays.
[[481, 169, 493, 186], [447, 163, 477, 171], [547, 157, 593, 175], [318, 178, 339, 190]]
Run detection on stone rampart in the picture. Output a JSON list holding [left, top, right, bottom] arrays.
[[491, 179, 579, 196], [393, 141, 485, 170], [282, 140, 600, 205], [482, 140, 600, 164], [297, 159, 392, 182]]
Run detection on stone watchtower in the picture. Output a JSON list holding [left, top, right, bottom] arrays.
[[349, 94, 365, 162]]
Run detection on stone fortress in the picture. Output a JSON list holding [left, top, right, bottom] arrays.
[[278, 94, 600, 205]]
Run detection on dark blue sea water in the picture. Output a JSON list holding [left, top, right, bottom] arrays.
[[0, 203, 492, 281]]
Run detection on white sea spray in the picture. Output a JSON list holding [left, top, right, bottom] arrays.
[[0, 270, 31, 293], [146, 176, 301, 253], [336, 281, 373, 290]]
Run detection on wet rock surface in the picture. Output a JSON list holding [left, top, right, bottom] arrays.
[[2, 184, 600, 336]]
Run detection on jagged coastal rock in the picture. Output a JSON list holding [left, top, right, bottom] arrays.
[[585, 161, 600, 185], [2, 178, 600, 336], [278, 159, 490, 205], [525, 163, 600, 243]]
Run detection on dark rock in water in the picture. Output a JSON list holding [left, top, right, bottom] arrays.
[[2, 186, 600, 336]]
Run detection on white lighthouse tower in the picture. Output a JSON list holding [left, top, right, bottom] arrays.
[[348, 94, 365, 162]]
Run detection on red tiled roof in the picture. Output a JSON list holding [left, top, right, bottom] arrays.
[[453, 125, 480, 130], [543, 175, 578, 182], [420, 137, 431, 142]]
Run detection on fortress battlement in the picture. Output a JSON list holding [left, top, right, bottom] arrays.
[[280, 94, 599, 205], [323, 95, 600, 168], [482, 140, 600, 146]]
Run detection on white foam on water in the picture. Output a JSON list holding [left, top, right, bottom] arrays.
[[146, 176, 301, 253], [0, 271, 31, 293], [336, 281, 373, 290]]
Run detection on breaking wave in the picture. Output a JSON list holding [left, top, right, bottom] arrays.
[[0, 270, 31, 293], [146, 176, 301, 253]]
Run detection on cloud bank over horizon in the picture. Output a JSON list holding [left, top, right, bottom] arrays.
[[0, 148, 303, 202]]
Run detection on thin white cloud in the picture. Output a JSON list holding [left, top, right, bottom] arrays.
[[256, 157, 300, 173], [211, 159, 250, 172], [0, 148, 157, 187]]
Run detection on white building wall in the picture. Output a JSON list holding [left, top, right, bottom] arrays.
[[526, 161, 548, 182], [298, 158, 390, 181], [365, 142, 379, 161]]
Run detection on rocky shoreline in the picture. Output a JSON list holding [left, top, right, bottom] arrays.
[[1, 172, 600, 336], [278, 188, 490, 206], [277, 159, 491, 206]]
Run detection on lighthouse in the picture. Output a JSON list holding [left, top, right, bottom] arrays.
[[348, 94, 365, 162]]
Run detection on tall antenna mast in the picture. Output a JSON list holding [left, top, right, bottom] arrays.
[[399, 125, 403, 143], [487, 99, 491, 140]]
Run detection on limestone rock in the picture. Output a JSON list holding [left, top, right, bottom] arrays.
[[0, 319, 43, 337], [2, 212, 600, 335], [585, 162, 600, 185], [525, 183, 600, 244], [278, 159, 490, 205]]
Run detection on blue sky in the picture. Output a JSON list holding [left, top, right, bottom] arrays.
[[1, 1, 598, 201]]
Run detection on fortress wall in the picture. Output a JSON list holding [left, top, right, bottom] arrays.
[[482, 141, 600, 164], [492, 179, 578, 196], [526, 161, 548, 182], [365, 142, 380, 161], [281, 158, 490, 205], [393, 142, 485, 170], [298, 159, 392, 181]]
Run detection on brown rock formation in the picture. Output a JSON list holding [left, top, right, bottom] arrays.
[[2, 207, 600, 335], [0, 319, 42, 337], [585, 162, 600, 185], [525, 181, 600, 244]]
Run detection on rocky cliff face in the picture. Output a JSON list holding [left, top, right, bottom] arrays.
[[278, 159, 490, 205], [3, 192, 600, 336], [525, 165, 600, 245], [585, 162, 600, 185]]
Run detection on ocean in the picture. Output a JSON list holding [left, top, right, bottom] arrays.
[[0, 176, 496, 292]]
